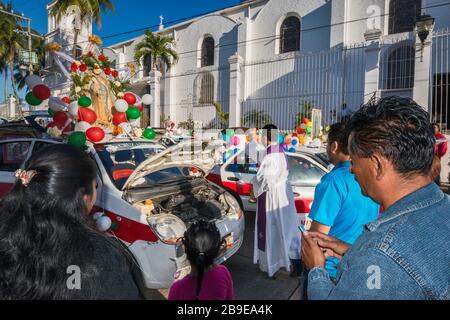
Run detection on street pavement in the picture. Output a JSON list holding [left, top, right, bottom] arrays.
[[143, 212, 300, 300]]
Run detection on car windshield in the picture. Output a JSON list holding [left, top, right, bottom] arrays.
[[96, 143, 165, 189], [287, 156, 326, 186]]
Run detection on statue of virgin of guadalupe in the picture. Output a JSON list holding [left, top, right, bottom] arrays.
[[88, 74, 114, 127]]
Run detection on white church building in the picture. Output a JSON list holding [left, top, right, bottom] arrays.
[[44, 0, 450, 130]]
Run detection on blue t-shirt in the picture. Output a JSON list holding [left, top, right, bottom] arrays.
[[309, 161, 380, 279]]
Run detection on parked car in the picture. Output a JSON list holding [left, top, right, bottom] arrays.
[[0, 138, 245, 289], [207, 145, 330, 228]]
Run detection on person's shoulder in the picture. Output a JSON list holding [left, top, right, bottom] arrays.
[[211, 265, 232, 279]]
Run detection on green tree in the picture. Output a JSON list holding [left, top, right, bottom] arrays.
[[295, 101, 314, 125], [213, 101, 229, 128], [50, 0, 115, 57], [242, 110, 272, 129], [134, 30, 179, 72]]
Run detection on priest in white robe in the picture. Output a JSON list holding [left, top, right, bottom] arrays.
[[251, 125, 301, 278]]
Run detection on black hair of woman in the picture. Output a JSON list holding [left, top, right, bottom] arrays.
[[0, 144, 136, 300], [182, 219, 223, 299]]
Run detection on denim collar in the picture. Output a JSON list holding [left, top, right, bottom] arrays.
[[366, 183, 445, 231]]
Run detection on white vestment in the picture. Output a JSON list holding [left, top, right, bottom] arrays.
[[252, 147, 301, 277]]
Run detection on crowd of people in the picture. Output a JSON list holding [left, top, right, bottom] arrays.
[[0, 96, 448, 300]]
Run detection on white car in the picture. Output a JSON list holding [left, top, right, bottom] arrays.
[[0, 138, 245, 289], [207, 145, 330, 228]]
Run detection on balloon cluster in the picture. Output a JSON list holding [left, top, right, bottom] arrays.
[[25, 75, 51, 107]]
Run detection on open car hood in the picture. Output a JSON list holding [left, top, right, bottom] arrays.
[[122, 140, 225, 190]]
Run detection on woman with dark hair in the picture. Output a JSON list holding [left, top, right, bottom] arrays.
[[0, 144, 141, 300], [168, 220, 234, 300]]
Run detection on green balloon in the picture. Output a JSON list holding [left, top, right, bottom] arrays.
[[143, 128, 156, 140], [26, 92, 42, 106], [78, 96, 92, 107], [306, 127, 312, 134], [68, 132, 87, 148], [48, 109, 55, 117], [126, 106, 141, 120]]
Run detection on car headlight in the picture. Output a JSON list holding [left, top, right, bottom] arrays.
[[147, 214, 186, 245], [224, 193, 243, 220]]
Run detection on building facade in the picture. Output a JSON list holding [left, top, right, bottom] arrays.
[[43, 0, 450, 131]]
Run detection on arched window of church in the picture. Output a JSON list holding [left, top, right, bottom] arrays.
[[199, 72, 214, 105], [75, 46, 83, 60], [280, 16, 301, 54], [201, 37, 215, 67], [389, 0, 422, 34], [143, 55, 152, 77], [381, 43, 415, 89]]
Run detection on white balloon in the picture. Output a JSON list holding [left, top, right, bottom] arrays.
[[96, 216, 112, 232], [142, 94, 153, 105], [115, 99, 128, 112], [93, 212, 104, 221], [48, 97, 66, 112], [25, 75, 43, 89], [68, 102, 79, 118], [129, 118, 141, 128], [75, 121, 91, 133]]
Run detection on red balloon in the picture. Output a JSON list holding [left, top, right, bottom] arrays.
[[78, 108, 97, 125], [62, 97, 71, 104], [32, 84, 51, 101], [86, 127, 105, 143], [137, 104, 144, 112], [113, 112, 127, 126], [303, 118, 310, 125], [123, 93, 137, 105], [53, 111, 68, 125], [63, 124, 73, 134]]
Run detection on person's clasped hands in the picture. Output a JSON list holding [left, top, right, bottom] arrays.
[[301, 232, 352, 270]]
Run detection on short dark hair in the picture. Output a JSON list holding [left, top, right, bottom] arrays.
[[262, 124, 278, 143], [347, 96, 435, 177], [328, 122, 349, 155]]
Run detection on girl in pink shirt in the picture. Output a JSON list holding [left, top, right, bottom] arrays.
[[168, 220, 234, 301]]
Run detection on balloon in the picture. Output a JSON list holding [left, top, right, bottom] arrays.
[[303, 118, 309, 125], [306, 127, 312, 134], [233, 148, 239, 154], [126, 107, 141, 120], [129, 118, 141, 128], [75, 121, 91, 133], [62, 97, 71, 104], [25, 75, 43, 89], [86, 127, 105, 143], [137, 104, 144, 112], [142, 94, 153, 105], [124, 92, 137, 105], [96, 215, 112, 232], [307, 121, 313, 128], [288, 148, 297, 153], [115, 99, 128, 113], [299, 137, 306, 145], [291, 138, 299, 146], [300, 124, 307, 130], [222, 134, 230, 143], [68, 102, 79, 118], [278, 134, 285, 145], [48, 109, 55, 117], [281, 143, 288, 151], [68, 132, 87, 148], [78, 108, 97, 125], [78, 96, 92, 108], [143, 128, 156, 140], [284, 135, 292, 145], [32, 84, 51, 100], [112, 126, 124, 136], [47, 121, 61, 130], [53, 111, 68, 125], [63, 124, 73, 134], [25, 92, 42, 106], [232, 136, 240, 146], [48, 97, 66, 112], [113, 112, 127, 126]]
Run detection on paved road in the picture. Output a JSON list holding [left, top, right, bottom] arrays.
[[144, 212, 300, 300]]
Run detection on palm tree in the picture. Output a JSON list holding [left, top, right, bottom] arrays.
[[0, 2, 25, 105], [50, 0, 115, 57], [134, 30, 179, 72]]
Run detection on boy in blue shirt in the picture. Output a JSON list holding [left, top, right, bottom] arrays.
[[308, 122, 380, 280]]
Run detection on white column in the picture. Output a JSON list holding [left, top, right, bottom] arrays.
[[148, 69, 162, 128], [228, 53, 244, 127], [363, 29, 382, 103], [8, 96, 17, 118], [413, 20, 435, 110]]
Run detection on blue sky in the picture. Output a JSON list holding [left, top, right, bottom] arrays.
[[1, 0, 240, 101]]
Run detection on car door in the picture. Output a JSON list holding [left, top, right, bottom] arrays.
[[0, 140, 34, 197], [220, 150, 258, 211], [287, 153, 328, 228]]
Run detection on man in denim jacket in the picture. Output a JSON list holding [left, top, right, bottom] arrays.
[[301, 96, 450, 300]]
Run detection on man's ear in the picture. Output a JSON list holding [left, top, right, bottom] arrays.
[[371, 154, 387, 181], [331, 141, 339, 154]]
